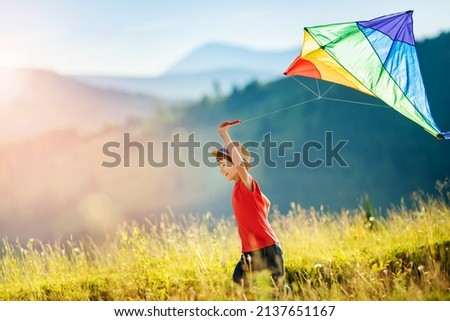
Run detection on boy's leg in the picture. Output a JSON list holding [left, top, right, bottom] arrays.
[[232, 256, 249, 301], [265, 244, 285, 286], [232, 254, 248, 286]]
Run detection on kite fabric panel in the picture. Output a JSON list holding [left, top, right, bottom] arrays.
[[284, 10, 449, 140]]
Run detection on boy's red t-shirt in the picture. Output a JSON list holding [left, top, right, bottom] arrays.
[[232, 179, 279, 252]]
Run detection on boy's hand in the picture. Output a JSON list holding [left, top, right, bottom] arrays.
[[218, 120, 241, 148], [218, 120, 241, 132]]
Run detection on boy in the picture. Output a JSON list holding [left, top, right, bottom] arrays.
[[211, 120, 285, 288]]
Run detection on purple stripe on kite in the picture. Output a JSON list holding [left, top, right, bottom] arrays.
[[358, 10, 415, 45]]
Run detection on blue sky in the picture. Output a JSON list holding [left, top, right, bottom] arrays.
[[1, 0, 449, 76]]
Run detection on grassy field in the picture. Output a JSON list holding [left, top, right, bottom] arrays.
[[1, 191, 449, 301]]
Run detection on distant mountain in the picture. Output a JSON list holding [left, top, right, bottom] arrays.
[[74, 43, 298, 100], [165, 42, 298, 75], [0, 69, 162, 141]]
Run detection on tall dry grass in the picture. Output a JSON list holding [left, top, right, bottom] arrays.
[[1, 191, 449, 300]]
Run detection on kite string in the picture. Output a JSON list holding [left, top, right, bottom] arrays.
[[242, 76, 321, 123], [321, 83, 336, 97], [242, 97, 320, 123], [320, 96, 389, 108], [241, 76, 390, 124], [289, 76, 320, 96]]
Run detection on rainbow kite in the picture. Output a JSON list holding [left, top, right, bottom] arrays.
[[284, 10, 449, 140]]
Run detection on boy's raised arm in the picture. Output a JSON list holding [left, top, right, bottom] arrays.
[[218, 120, 253, 190], [218, 120, 245, 167]]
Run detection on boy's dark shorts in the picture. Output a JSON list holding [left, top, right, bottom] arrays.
[[232, 243, 285, 287]]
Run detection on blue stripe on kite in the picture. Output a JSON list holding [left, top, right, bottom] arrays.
[[360, 25, 439, 129], [359, 26, 392, 64], [385, 41, 438, 128]]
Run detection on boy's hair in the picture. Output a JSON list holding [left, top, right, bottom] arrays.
[[211, 142, 251, 169], [215, 150, 233, 164]]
